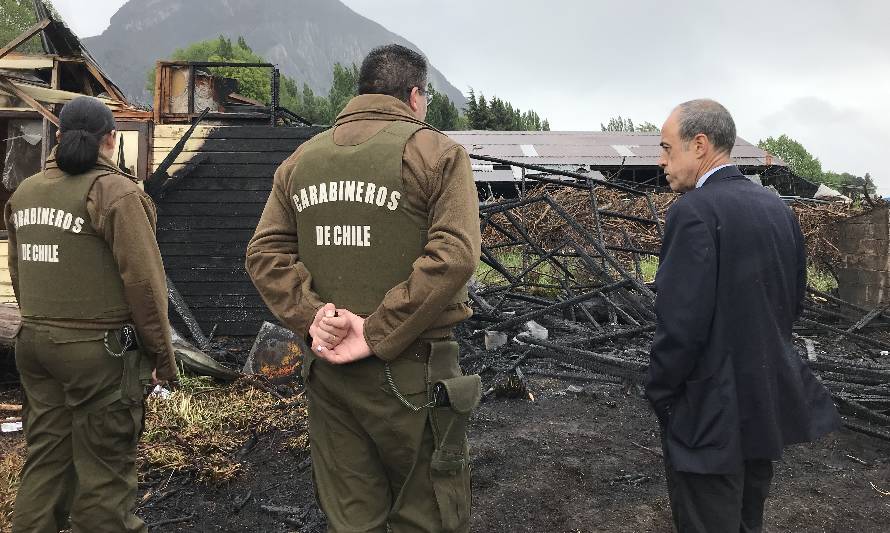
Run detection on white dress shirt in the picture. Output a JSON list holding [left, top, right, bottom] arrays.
[[695, 164, 733, 189]]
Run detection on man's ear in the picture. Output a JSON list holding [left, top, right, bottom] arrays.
[[408, 86, 421, 113], [694, 133, 708, 158]]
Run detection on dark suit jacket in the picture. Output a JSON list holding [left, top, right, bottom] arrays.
[[646, 165, 840, 474]]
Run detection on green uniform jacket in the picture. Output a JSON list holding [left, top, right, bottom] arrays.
[[5, 151, 178, 380], [246, 94, 481, 360]]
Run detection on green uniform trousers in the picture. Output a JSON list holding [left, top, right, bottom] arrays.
[[306, 340, 474, 533], [12, 324, 146, 533]]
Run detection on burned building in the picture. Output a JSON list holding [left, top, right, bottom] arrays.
[[448, 130, 816, 198]]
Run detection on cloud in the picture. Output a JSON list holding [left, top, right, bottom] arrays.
[[756, 97, 890, 195]]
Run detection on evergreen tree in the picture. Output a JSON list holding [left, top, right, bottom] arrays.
[[425, 84, 461, 130], [465, 89, 480, 128]]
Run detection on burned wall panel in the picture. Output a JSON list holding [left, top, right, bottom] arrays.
[[152, 124, 325, 336], [831, 206, 890, 308]]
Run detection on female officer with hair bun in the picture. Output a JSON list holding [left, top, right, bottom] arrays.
[[5, 96, 177, 533]]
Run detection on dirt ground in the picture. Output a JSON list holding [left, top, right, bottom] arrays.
[[3, 343, 890, 532], [108, 374, 888, 533]]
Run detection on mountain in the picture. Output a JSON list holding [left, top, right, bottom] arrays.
[[82, 0, 466, 107]]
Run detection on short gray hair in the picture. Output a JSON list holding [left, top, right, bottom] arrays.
[[676, 99, 736, 155]]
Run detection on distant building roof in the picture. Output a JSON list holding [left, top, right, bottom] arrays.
[[445, 130, 786, 169]]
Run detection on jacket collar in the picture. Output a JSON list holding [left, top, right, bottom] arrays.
[[700, 164, 744, 187], [334, 94, 435, 130]]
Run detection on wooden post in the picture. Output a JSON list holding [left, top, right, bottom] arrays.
[[83, 58, 127, 102], [153, 62, 164, 124]]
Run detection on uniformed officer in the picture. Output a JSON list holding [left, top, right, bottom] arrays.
[[246, 44, 482, 532], [7, 96, 177, 533]]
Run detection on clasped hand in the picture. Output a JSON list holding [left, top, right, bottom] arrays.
[[308, 303, 372, 364]]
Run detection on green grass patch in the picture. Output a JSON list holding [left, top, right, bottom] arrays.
[[807, 263, 838, 293]]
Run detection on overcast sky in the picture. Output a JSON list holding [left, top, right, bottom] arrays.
[[53, 0, 890, 196]]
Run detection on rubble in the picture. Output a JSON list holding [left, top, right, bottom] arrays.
[[465, 155, 890, 441]]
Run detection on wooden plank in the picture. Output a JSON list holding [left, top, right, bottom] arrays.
[[159, 242, 253, 256], [167, 176, 275, 190], [152, 138, 303, 151], [0, 57, 54, 69], [188, 307, 274, 322], [193, 320, 271, 337], [151, 151, 293, 168], [170, 294, 266, 308], [154, 124, 323, 140], [163, 255, 252, 269], [161, 281, 262, 296], [83, 57, 127, 103], [0, 77, 59, 126], [157, 203, 265, 217], [157, 216, 261, 231], [157, 229, 256, 243], [0, 81, 123, 107], [164, 268, 253, 283], [164, 165, 280, 179], [159, 190, 272, 203], [0, 19, 51, 61]]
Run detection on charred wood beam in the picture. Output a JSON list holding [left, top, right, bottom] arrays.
[[493, 292, 559, 307], [0, 77, 59, 126], [842, 418, 890, 442], [479, 194, 547, 215], [523, 368, 623, 384], [502, 210, 574, 279], [808, 360, 890, 383], [834, 394, 890, 427], [167, 275, 210, 350], [544, 194, 656, 302], [491, 241, 572, 313], [521, 337, 647, 380], [622, 228, 644, 280], [802, 302, 857, 323], [559, 277, 601, 330], [82, 58, 127, 102], [565, 236, 646, 325], [846, 305, 890, 334], [467, 286, 495, 314], [807, 287, 887, 319], [564, 324, 657, 348], [798, 317, 890, 351], [645, 192, 664, 237], [483, 215, 523, 244], [145, 107, 210, 199], [490, 279, 631, 331], [480, 245, 520, 285], [0, 18, 51, 61]]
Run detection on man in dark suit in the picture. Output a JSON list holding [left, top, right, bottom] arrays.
[[646, 99, 841, 532]]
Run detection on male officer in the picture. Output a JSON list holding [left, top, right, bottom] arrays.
[[246, 44, 481, 532], [646, 99, 840, 532]]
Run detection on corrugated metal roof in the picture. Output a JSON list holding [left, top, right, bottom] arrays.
[[445, 130, 786, 169]]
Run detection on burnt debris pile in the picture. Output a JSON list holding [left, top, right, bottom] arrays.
[[459, 160, 890, 441]]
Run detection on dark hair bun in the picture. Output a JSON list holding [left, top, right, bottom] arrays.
[[55, 96, 117, 175], [56, 129, 100, 175]]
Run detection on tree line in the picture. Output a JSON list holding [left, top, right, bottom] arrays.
[[599, 114, 875, 196], [757, 135, 876, 195], [147, 36, 550, 131]]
